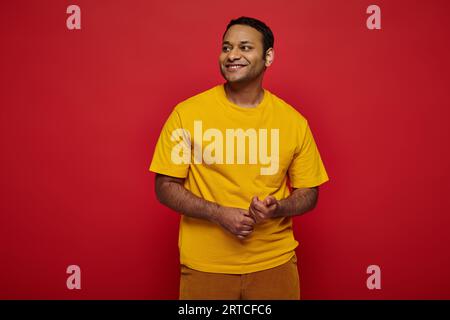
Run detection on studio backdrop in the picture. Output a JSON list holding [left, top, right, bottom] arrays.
[[1, 0, 450, 299]]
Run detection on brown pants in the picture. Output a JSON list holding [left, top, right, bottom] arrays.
[[179, 254, 300, 300]]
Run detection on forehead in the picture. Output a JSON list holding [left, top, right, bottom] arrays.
[[222, 24, 263, 45]]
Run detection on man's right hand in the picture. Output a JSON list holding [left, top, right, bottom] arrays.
[[215, 207, 256, 240]]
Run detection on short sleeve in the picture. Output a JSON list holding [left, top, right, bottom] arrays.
[[288, 121, 329, 188], [149, 109, 190, 178]]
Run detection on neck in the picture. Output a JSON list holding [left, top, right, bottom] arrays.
[[224, 79, 264, 108]]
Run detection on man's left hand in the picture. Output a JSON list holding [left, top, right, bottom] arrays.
[[249, 195, 279, 223]]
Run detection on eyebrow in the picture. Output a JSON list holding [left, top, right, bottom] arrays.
[[222, 40, 254, 45]]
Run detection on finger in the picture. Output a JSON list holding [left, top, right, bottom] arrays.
[[242, 215, 256, 226], [267, 202, 277, 211], [251, 196, 260, 208], [241, 216, 255, 228], [249, 208, 264, 224], [243, 212, 256, 224], [237, 231, 252, 239], [240, 223, 253, 231], [264, 196, 276, 206], [249, 198, 256, 210], [247, 207, 256, 220], [250, 206, 265, 218], [253, 200, 269, 213], [256, 212, 266, 223], [250, 198, 266, 214], [248, 206, 257, 218]]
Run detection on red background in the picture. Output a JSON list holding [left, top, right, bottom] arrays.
[[1, 0, 450, 299]]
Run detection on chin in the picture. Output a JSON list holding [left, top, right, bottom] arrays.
[[220, 69, 245, 83], [225, 75, 248, 83]]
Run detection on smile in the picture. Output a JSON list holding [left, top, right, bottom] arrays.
[[226, 64, 247, 71]]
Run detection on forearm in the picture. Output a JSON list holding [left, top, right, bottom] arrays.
[[156, 180, 222, 224], [274, 187, 319, 218]]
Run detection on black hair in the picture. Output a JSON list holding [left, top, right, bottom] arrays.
[[223, 16, 274, 57]]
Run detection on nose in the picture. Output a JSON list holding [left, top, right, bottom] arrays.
[[227, 47, 241, 61]]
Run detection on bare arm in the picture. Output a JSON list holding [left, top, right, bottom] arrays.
[[154, 173, 255, 239], [155, 173, 221, 223], [249, 186, 319, 222], [274, 187, 319, 218]]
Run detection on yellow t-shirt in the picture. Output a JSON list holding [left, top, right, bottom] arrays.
[[149, 84, 329, 274]]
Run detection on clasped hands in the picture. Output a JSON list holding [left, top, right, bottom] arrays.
[[216, 195, 280, 240]]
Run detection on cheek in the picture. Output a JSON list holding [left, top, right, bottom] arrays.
[[219, 54, 227, 64], [249, 59, 265, 72]]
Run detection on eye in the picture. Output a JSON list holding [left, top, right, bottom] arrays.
[[222, 46, 231, 52], [241, 46, 252, 51]]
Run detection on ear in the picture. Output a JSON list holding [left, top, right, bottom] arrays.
[[265, 48, 274, 67]]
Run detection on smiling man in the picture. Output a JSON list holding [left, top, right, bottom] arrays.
[[149, 16, 329, 300]]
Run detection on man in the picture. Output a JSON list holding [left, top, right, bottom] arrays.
[[149, 16, 329, 300]]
